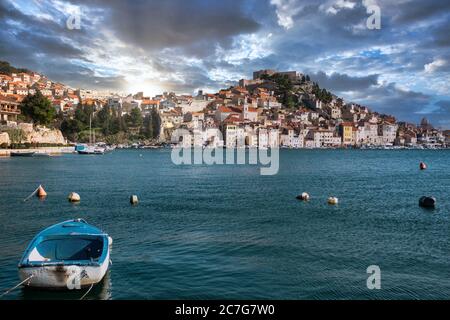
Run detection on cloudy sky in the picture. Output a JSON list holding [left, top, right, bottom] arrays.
[[0, 0, 449, 127]]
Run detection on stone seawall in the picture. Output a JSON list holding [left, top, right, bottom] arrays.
[[0, 146, 75, 157]]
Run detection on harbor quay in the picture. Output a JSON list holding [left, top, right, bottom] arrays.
[[0, 146, 74, 157]]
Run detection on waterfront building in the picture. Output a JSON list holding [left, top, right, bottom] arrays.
[[306, 129, 338, 148], [268, 128, 280, 148], [0, 96, 20, 122], [205, 128, 224, 148], [258, 128, 269, 148], [225, 123, 245, 148], [339, 122, 355, 146], [280, 128, 304, 148], [379, 122, 398, 145]]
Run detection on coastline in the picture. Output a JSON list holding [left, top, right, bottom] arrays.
[[0, 146, 74, 157]]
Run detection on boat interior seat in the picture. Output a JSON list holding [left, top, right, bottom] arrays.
[[29, 237, 104, 262]]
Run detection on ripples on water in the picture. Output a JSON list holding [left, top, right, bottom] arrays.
[[0, 149, 449, 299]]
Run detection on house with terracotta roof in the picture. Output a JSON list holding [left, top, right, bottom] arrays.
[[241, 103, 258, 122], [19, 73, 31, 83], [141, 99, 160, 115], [14, 88, 29, 96], [215, 105, 239, 122], [0, 96, 21, 122], [160, 108, 183, 129]]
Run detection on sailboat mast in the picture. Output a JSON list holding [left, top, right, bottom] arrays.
[[89, 113, 92, 145]]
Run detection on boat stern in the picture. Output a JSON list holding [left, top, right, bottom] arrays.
[[19, 264, 104, 290]]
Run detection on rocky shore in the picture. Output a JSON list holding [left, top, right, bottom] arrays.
[[0, 123, 66, 147]]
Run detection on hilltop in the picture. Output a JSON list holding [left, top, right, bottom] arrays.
[[0, 61, 30, 75]]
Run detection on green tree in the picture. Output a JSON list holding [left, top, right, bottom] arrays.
[[74, 103, 94, 128], [60, 118, 82, 141], [20, 90, 55, 126], [95, 105, 112, 135], [129, 107, 143, 127], [5, 128, 25, 144], [142, 114, 153, 139], [150, 107, 161, 138]]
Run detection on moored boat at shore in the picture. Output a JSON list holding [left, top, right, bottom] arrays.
[[18, 219, 112, 290], [77, 145, 105, 155], [10, 151, 36, 157]]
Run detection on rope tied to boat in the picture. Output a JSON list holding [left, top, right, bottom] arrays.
[[79, 283, 94, 300], [0, 275, 34, 298]]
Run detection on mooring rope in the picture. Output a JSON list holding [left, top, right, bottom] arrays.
[[23, 185, 40, 202], [0, 275, 34, 298], [79, 283, 94, 300]]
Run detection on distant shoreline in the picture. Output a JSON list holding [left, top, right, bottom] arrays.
[[0, 146, 74, 157]]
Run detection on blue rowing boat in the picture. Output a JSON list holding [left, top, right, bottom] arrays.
[[18, 219, 112, 290]]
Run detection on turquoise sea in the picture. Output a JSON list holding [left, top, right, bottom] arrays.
[[0, 149, 449, 299]]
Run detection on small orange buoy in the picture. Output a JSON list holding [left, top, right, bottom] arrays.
[[420, 162, 427, 170], [36, 185, 47, 198]]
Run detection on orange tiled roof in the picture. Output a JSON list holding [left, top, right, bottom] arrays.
[[218, 105, 234, 113], [141, 99, 160, 105], [223, 114, 241, 124]]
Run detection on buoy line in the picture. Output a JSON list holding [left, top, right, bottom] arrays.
[[0, 275, 34, 298], [23, 186, 40, 202], [79, 283, 94, 300]]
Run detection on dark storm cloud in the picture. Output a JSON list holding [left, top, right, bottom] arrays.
[[68, 0, 260, 56], [428, 21, 450, 48], [309, 71, 380, 92], [14, 31, 84, 58], [389, 0, 450, 24], [0, 0, 91, 74], [44, 62, 128, 91], [350, 82, 432, 122]]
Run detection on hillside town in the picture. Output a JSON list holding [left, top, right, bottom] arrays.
[[1, 64, 449, 149]]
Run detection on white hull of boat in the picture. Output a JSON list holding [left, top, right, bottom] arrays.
[[19, 249, 110, 289]]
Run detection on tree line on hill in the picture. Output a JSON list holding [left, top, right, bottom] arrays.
[[260, 73, 333, 108], [0, 61, 30, 75]]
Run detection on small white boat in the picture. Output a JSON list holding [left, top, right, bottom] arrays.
[[77, 145, 105, 155], [18, 219, 112, 290]]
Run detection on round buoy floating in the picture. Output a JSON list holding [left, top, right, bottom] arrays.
[[328, 197, 339, 205], [130, 195, 139, 205], [296, 192, 310, 201], [36, 185, 47, 198], [68, 192, 81, 202], [419, 162, 427, 170], [419, 196, 436, 208]]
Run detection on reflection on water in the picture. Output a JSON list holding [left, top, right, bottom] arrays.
[[18, 271, 112, 300]]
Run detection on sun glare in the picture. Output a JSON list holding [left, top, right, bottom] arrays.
[[126, 82, 165, 98]]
